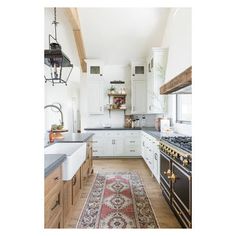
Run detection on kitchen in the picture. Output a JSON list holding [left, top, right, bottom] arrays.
[[44, 7, 192, 229]]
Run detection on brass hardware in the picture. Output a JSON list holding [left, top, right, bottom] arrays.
[[168, 173, 176, 182], [164, 169, 171, 176], [72, 176, 77, 186], [183, 159, 188, 166]]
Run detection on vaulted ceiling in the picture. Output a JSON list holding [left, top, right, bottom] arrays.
[[78, 8, 170, 65]]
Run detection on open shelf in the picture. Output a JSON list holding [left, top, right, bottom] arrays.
[[107, 108, 127, 111], [110, 80, 125, 84], [108, 93, 127, 97]]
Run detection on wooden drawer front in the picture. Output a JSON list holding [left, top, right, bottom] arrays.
[[45, 210, 63, 228], [45, 166, 62, 195], [45, 186, 63, 226]]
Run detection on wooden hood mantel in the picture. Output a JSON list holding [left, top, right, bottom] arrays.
[[160, 66, 192, 94]]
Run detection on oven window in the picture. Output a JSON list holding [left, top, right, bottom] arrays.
[[176, 94, 192, 124]]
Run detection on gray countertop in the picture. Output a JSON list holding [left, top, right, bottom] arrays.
[[55, 132, 94, 143], [84, 127, 184, 139], [44, 154, 66, 177], [84, 127, 141, 130]]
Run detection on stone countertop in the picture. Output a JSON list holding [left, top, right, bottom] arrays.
[[84, 127, 141, 130], [55, 132, 94, 143], [44, 154, 66, 177], [83, 127, 185, 139], [142, 127, 186, 139]]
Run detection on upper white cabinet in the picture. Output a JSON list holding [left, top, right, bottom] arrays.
[[131, 60, 146, 80], [146, 48, 168, 114], [131, 61, 146, 80], [85, 59, 104, 79], [131, 80, 146, 114], [87, 79, 104, 114], [131, 61, 147, 114], [86, 59, 104, 114]]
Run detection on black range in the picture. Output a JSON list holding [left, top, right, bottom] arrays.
[[159, 136, 192, 228]]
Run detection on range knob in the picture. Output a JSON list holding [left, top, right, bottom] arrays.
[[173, 152, 178, 159], [170, 151, 175, 157], [183, 159, 189, 166]]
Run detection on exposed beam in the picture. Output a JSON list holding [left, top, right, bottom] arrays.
[[65, 8, 87, 72]]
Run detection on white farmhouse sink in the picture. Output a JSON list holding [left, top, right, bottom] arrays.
[[44, 143, 87, 181]]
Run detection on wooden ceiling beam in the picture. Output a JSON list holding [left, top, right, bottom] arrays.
[[64, 8, 87, 72]]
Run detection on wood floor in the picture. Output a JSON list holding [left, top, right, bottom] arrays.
[[64, 158, 181, 228]]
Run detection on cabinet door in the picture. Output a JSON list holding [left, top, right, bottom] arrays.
[[89, 65, 103, 79], [131, 63, 146, 80], [113, 137, 125, 156], [72, 168, 81, 205], [131, 80, 147, 114], [63, 180, 72, 223], [102, 138, 114, 156], [87, 80, 104, 114]]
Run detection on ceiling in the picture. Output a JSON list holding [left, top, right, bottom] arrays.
[[78, 8, 170, 65]]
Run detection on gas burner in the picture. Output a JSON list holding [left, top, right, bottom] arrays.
[[161, 136, 192, 153]]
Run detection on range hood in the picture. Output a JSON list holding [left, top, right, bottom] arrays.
[[160, 66, 192, 94]]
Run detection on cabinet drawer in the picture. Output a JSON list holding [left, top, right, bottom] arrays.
[[125, 138, 140, 146], [125, 146, 141, 156], [45, 186, 63, 226], [126, 131, 140, 137], [93, 148, 104, 156], [45, 166, 62, 196]]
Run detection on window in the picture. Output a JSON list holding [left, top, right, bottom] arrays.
[[176, 94, 192, 124]]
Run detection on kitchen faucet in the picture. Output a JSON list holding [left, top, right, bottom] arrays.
[[44, 104, 64, 126]]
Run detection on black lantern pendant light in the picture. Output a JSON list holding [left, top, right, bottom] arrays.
[[44, 8, 73, 86]]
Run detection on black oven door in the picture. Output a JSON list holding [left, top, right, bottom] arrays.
[[160, 151, 172, 203], [172, 162, 192, 227]]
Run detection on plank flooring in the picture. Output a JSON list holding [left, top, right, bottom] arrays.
[[64, 158, 181, 228]]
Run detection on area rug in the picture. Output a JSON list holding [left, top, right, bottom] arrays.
[[76, 171, 159, 228]]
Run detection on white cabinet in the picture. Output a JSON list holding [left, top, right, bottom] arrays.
[[113, 137, 125, 156], [131, 61, 147, 114], [89, 130, 140, 157], [146, 48, 168, 114], [131, 61, 146, 80], [131, 80, 147, 114], [141, 131, 160, 183], [124, 131, 141, 156], [87, 80, 104, 114], [85, 59, 104, 79]]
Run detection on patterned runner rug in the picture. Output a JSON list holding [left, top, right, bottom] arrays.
[[76, 171, 159, 228]]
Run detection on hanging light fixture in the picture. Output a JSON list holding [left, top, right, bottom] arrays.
[[44, 8, 73, 86]]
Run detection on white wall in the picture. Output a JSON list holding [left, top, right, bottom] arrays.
[[162, 8, 192, 136], [80, 65, 131, 130], [44, 8, 81, 142]]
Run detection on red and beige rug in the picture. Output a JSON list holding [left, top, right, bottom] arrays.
[[76, 171, 159, 228]]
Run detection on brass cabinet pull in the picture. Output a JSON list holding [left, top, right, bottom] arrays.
[[164, 169, 171, 176], [168, 173, 176, 183], [72, 176, 77, 186]]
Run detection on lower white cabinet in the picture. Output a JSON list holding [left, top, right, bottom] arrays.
[[141, 131, 160, 183], [88, 130, 141, 157]]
